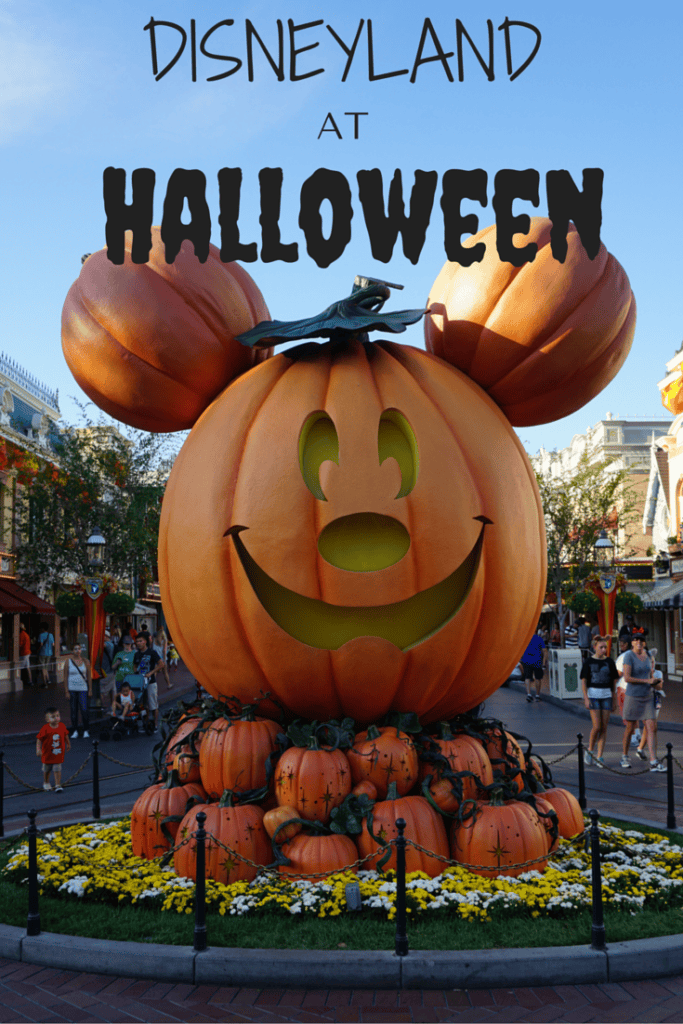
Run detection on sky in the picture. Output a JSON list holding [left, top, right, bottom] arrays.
[[1, 0, 682, 457]]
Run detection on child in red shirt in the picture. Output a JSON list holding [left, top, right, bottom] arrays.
[[36, 707, 70, 792]]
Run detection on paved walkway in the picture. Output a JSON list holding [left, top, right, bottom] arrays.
[[0, 665, 199, 741], [1, 960, 683, 1023]]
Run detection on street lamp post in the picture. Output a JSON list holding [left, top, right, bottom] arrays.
[[83, 528, 108, 709], [586, 530, 619, 655]]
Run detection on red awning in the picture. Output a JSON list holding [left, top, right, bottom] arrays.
[[0, 584, 31, 614], [0, 579, 56, 615]]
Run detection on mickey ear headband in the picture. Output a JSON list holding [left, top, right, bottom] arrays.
[[62, 218, 636, 436]]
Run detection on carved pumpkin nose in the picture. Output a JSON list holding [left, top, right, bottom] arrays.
[[316, 513, 410, 571]]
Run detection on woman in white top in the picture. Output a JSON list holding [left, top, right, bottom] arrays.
[[63, 643, 92, 739]]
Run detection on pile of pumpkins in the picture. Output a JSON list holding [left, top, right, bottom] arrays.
[[131, 697, 584, 884]]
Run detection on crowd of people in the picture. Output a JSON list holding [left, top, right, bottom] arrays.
[[35, 620, 181, 791], [518, 615, 668, 773]]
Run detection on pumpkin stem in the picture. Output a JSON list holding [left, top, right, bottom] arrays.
[[366, 724, 381, 741]]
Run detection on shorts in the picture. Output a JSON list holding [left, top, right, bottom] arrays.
[[20, 655, 30, 669], [42, 760, 63, 773], [146, 681, 158, 712], [588, 697, 612, 711], [521, 662, 544, 681], [38, 655, 50, 667]]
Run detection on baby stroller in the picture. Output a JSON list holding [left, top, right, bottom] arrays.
[[100, 673, 155, 740]]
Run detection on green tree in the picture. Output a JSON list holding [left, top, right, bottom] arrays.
[[12, 413, 177, 591], [535, 452, 639, 639]]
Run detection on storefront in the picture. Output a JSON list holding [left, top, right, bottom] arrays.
[[0, 578, 59, 693], [642, 579, 683, 680]]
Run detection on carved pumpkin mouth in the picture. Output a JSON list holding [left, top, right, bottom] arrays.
[[224, 516, 491, 652]]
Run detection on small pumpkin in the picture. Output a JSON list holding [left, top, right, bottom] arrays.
[[131, 772, 206, 860], [483, 728, 526, 793], [275, 741, 352, 824], [351, 779, 378, 801], [279, 832, 359, 879], [174, 792, 271, 884], [539, 787, 585, 839], [198, 707, 281, 800], [347, 726, 419, 799], [357, 781, 449, 877], [419, 723, 493, 813], [450, 790, 548, 878], [263, 805, 303, 844], [424, 217, 636, 427], [164, 715, 205, 783], [61, 227, 271, 432]]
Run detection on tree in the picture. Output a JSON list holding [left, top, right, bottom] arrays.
[[535, 452, 639, 638], [11, 412, 178, 592]]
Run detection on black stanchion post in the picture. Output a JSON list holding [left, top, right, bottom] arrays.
[[577, 733, 587, 810], [666, 743, 677, 831], [394, 818, 409, 957], [589, 809, 605, 951], [26, 808, 40, 936], [92, 740, 100, 820], [0, 751, 4, 839], [194, 810, 207, 952]]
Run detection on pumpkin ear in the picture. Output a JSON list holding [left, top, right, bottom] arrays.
[[61, 227, 271, 433], [424, 217, 636, 428]]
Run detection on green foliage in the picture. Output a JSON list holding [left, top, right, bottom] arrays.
[[566, 592, 601, 615], [11, 409, 179, 589], [616, 592, 644, 614], [535, 451, 639, 632], [55, 591, 85, 617], [103, 592, 136, 615]]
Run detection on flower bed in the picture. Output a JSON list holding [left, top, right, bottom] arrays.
[[4, 819, 683, 924]]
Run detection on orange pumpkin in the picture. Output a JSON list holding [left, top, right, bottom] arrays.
[[347, 726, 419, 799], [351, 779, 378, 801], [174, 797, 271, 884], [275, 746, 352, 824], [131, 773, 206, 860], [419, 725, 493, 813], [279, 833, 359, 879], [263, 805, 303, 843], [159, 336, 546, 723], [61, 227, 271, 432], [165, 715, 205, 783], [483, 729, 526, 794], [540, 787, 585, 839], [424, 217, 636, 427], [357, 783, 449, 877], [198, 713, 281, 801], [450, 792, 548, 878]]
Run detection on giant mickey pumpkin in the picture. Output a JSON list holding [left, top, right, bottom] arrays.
[[61, 225, 634, 725]]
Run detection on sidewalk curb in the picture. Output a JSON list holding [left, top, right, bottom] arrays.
[[1, 923, 683, 988]]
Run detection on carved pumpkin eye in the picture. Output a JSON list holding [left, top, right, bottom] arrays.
[[378, 410, 419, 498], [299, 412, 339, 500]]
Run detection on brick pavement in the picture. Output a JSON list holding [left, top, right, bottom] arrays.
[[1, 961, 683, 1023]]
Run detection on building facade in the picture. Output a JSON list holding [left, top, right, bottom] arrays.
[[0, 353, 62, 692]]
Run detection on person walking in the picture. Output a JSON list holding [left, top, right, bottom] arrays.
[[37, 622, 55, 688], [520, 631, 548, 702], [153, 628, 172, 689], [133, 634, 163, 732], [63, 642, 92, 739], [580, 636, 618, 768], [577, 618, 593, 660], [19, 623, 32, 688], [98, 632, 117, 714], [620, 635, 665, 771], [564, 621, 579, 648]]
